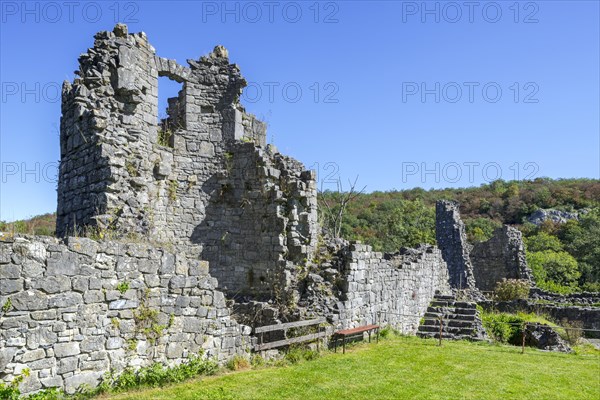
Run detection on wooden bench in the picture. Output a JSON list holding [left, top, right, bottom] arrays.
[[333, 324, 379, 354], [254, 317, 327, 352]]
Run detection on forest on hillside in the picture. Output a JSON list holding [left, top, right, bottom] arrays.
[[2, 178, 599, 294]]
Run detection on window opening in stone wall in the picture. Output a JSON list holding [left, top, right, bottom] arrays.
[[157, 76, 184, 148]]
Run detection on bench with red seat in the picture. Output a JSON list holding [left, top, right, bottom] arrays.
[[333, 324, 380, 354]]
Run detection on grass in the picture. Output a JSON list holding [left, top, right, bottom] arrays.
[[103, 335, 599, 400]]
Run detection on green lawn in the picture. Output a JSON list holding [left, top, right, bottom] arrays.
[[105, 336, 600, 400]]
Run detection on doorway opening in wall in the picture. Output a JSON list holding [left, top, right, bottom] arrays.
[[157, 76, 184, 148]]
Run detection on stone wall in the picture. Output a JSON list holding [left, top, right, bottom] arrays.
[[302, 240, 451, 334], [336, 243, 450, 333], [479, 300, 600, 339], [436, 200, 535, 296], [471, 226, 534, 292], [56, 24, 318, 296], [192, 143, 318, 296], [435, 200, 476, 290], [0, 236, 250, 395]]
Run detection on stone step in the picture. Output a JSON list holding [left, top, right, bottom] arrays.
[[454, 301, 477, 309], [433, 294, 455, 301], [430, 300, 454, 307], [427, 307, 477, 316], [417, 332, 486, 342], [424, 312, 476, 321], [430, 299, 477, 308], [418, 325, 476, 335], [422, 319, 474, 328]]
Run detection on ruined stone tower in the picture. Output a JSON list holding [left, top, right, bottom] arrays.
[[435, 200, 477, 290], [435, 200, 535, 295], [57, 24, 318, 296]]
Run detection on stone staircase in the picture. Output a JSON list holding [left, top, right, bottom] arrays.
[[417, 293, 487, 341]]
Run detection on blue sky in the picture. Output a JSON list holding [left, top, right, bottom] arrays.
[[0, 0, 598, 221]]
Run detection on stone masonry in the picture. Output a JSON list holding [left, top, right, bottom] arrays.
[[335, 243, 450, 333], [0, 236, 250, 394], [299, 239, 451, 333], [56, 24, 317, 297], [435, 200, 477, 290], [436, 200, 535, 294], [471, 226, 534, 292]]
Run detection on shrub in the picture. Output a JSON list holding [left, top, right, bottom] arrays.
[[524, 232, 564, 252], [284, 348, 304, 364], [250, 354, 265, 368], [97, 352, 218, 394], [284, 346, 321, 365], [527, 250, 580, 287], [465, 217, 501, 243], [378, 326, 400, 339], [227, 355, 250, 371], [481, 312, 524, 345], [116, 281, 130, 294], [494, 279, 530, 301], [0, 373, 22, 400]]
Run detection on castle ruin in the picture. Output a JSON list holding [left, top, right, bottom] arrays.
[[56, 23, 318, 298], [0, 25, 548, 395]]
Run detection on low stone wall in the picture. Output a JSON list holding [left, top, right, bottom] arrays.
[[336, 243, 450, 334], [479, 299, 600, 339], [529, 288, 600, 305], [0, 236, 250, 395]]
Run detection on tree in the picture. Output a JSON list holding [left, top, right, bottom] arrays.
[[524, 232, 563, 252], [558, 208, 600, 287], [465, 217, 501, 242], [319, 177, 366, 238], [526, 250, 580, 287], [378, 199, 435, 250]]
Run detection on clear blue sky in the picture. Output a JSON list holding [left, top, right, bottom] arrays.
[[1, 0, 598, 221]]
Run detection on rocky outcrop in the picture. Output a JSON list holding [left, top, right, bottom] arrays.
[[527, 209, 587, 226], [524, 324, 572, 352]]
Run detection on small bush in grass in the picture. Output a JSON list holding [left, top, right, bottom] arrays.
[[284, 345, 321, 364], [301, 348, 320, 361], [378, 326, 401, 339], [250, 354, 265, 367], [494, 279, 530, 301], [284, 348, 304, 364], [93, 351, 218, 395], [227, 355, 250, 371], [481, 312, 525, 345]]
